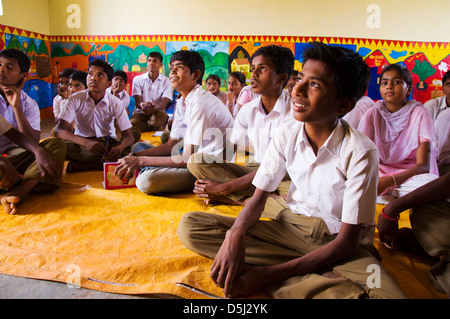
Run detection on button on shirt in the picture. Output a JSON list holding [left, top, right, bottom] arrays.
[[131, 73, 173, 114], [253, 119, 379, 235], [170, 85, 234, 158], [60, 89, 132, 139], [230, 93, 292, 164], [0, 92, 40, 154]]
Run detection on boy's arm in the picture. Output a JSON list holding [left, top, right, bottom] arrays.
[[1, 79, 40, 143], [55, 119, 106, 155], [114, 140, 193, 177], [377, 172, 450, 249]]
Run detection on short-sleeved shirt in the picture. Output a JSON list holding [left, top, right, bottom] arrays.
[[0, 91, 40, 154], [424, 96, 449, 123], [60, 89, 132, 139], [230, 93, 292, 164], [131, 72, 173, 114], [53, 95, 66, 119], [435, 107, 450, 166], [170, 85, 234, 158], [253, 119, 379, 235], [106, 87, 130, 112]]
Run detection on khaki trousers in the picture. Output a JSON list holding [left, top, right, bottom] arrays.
[[187, 153, 291, 205], [130, 110, 169, 132], [64, 136, 130, 164], [136, 166, 197, 195], [3, 137, 66, 187], [177, 209, 407, 299], [411, 200, 450, 295]]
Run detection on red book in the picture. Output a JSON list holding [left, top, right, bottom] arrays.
[[103, 162, 139, 189]]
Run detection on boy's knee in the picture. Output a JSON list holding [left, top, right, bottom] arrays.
[[177, 212, 203, 249]]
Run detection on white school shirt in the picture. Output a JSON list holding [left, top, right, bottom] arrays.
[[253, 119, 379, 235], [170, 85, 234, 158], [106, 87, 130, 112], [0, 91, 41, 154], [60, 89, 132, 139], [434, 107, 450, 166], [131, 72, 173, 114], [424, 96, 449, 123], [230, 93, 292, 164], [53, 95, 66, 119]]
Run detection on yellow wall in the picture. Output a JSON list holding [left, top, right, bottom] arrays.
[[46, 0, 450, 41], [1, 0, 449, 42], [0, 0, 50, 35]]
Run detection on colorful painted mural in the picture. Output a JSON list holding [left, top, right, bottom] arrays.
[[1, 24, 450, 119]]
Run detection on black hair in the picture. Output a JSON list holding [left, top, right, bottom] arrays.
[[69, 70, 87, 88], [88, 59, 115, 81], [442, 70, 450, 85], [379, 63, 413, 88], [229, 71, 246, 85], [170, 50, 205, 85], [114, 70, 128, 83], [302, 42, 371, 101], [59, 68, 76, 79], [206, 74, 221, 86], [148, 51, 164, 63], [251, 45, 295, 85], [0, 48, 31, 74]]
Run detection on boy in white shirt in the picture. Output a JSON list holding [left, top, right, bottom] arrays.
[[56, 59, 134, 173], [131, 52, 173, 133], [114, 50, 234, 195], [1, 115, 65, 215], [53, 68, 76, 122], [0, 49, 41, 155], [107, 70, 140, 142], [177, 42, 406, 299], [188, 45, 294, 208], [424, 70, 450, 122]]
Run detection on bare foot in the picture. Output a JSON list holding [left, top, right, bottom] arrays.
[[203, 195, 245, 206], [1, 179, 39, 215], [1, 195, 20, 215]]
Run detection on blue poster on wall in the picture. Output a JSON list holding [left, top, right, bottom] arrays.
[[23, 79, 55, 110]]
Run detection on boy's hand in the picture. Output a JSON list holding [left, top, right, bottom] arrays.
[[1, 77, 25, 108], [141, 102, 156, 115], [210, 229, 246, 298], [114, 155, 142, 178], [103, 146, 121, 162], [377, 214, 399, 249], [193, 179, 228, 197], [0, 157, 22, 190], [57, 84, 69, 99], [34, 148, 63, 181], [85, 140, 107, 156]]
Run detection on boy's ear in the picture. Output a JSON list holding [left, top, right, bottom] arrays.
[[193, 69, 202, 83], [278, 73, 289, 86], [338, 97, 357, 116]]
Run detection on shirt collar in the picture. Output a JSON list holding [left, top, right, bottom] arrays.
[[179, 84, 201, 107], [294, 120, 345, 157], [254, 93, 291, 116], [86, 89, 109, 106]]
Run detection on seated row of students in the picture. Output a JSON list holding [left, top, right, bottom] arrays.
[[1, 46, 448, 298]]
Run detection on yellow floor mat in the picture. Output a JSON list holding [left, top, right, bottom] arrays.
[[0, 132, 446, 299]]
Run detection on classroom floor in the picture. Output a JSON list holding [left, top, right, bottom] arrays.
[[0, 119, 159, 299], [0, 119, 445, 299]]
